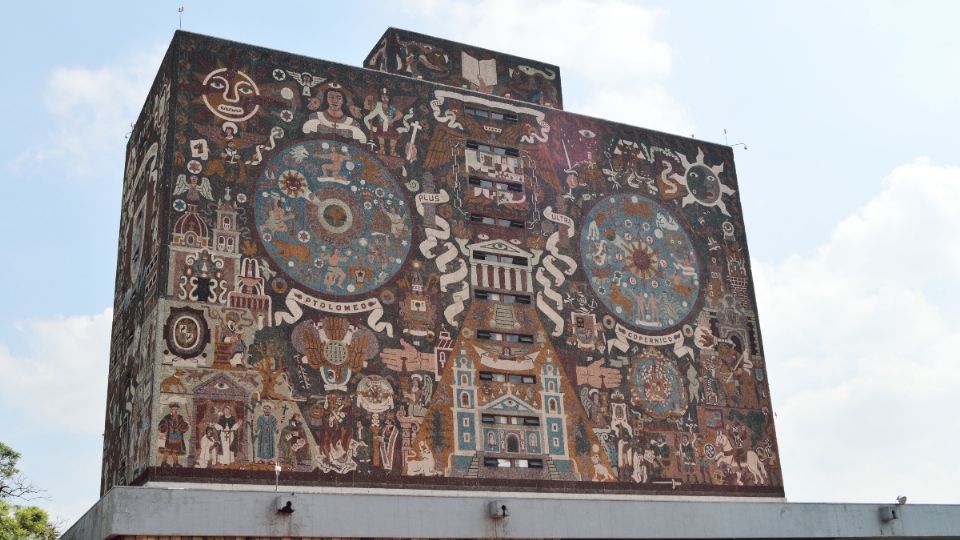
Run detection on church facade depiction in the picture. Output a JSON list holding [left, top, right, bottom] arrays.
[[102, 28, 783, 498]]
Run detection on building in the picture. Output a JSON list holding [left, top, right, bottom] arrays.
[[58, 23, 960, 539], [101, 24, 780, 500], [67, 26, 960, 540]]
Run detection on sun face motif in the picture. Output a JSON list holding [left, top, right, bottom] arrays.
[[278, 170, 307, 197], [200, 67, 260, 122], [624, 241, 659, 281], [672, 147, 735, 216]]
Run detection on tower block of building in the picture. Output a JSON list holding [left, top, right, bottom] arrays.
[[101, 27, 783, 499]]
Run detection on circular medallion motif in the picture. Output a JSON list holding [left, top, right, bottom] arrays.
[[172, 317, 199, 351], [356, 375, 395, 413], [631, 352, 687, 419], [254, 140, 412, 296], [579, 193, 701, 331], [163, 307, 210, 359]]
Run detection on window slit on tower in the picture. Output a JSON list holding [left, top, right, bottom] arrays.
[[469, 213, 526, 229], [483, 457, 545, 468], [468, 177, 524, 194], [466, 141, 520, 157], [478, 371, 537, 384], [473, 289, 532, 304], [471, 250, 529, 267], [476, 329, 534, 343], [481, 414, 541, 426], [464, 105, 519, 123]]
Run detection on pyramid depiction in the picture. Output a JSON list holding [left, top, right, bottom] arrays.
[[102, 28, 783, 497]]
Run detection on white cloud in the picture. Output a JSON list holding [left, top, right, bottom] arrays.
[[18, 48, 162, 177], [396, 0, 692, 134], [755, 158, 960, 503], [578, 86, 694, 137], [0, 309, 112, 434]]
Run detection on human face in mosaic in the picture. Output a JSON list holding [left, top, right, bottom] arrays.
[[201, 67, 260, 122], [322, 89, 347, 118]]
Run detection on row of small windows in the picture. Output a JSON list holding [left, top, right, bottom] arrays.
[[459, 396, 559, 414], [474, 289, 531, 304], [469, 213, 525, 229], [468, 176, 524, 193], [484, 457, 544, 468], [476, 329, 534, 343], [472, 250, 529, 267], [479, 371, 536, 384], [464, 105, 519, 123], [466, 140, 520, 157], [482, 414, 541, 426]]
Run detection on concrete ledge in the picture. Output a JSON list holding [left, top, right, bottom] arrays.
[[62, 485, 960, 539]]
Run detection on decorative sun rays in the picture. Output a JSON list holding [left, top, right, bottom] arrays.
[[673, 147, 735, 216], [623, 240, 659, 282]]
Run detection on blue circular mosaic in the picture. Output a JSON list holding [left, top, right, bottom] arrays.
[[254, 140, 412, 296], [579, 193, 700, 330]]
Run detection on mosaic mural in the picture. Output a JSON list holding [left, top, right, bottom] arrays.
[[101, 45, 174, 494], [365, 28, 563, 109], [102, 30, 783, 497]]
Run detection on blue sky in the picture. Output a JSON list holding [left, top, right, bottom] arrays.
[[1, 0, 958, 526]]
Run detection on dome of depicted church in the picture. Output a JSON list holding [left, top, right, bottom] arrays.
[[173, 205, 210, 247]]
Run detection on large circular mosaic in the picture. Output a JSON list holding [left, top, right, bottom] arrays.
[[254, 140, 412, 296], [579, 193, 701, 331], [631, 351, 687, 419]]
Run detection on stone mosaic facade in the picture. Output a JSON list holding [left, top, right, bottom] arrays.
[[364, 28, 563, 109], [101, 29, 783, 498]]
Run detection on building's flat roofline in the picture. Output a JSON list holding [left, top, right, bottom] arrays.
[[62, 484, 960, 539], [371, 26, 563, 72], [170, 29, 729, 150]]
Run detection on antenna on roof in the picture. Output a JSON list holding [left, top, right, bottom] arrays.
[[723, 128, 748, 150], [178, 6, 184, 30]]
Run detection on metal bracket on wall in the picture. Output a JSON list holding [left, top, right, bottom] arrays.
[[488, 500, 509, 519]]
